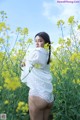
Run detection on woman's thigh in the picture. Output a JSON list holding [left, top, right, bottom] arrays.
[[28, 96, 45, 120], [28, 96, 53, 120], [29, 96, 48, 110], [43, 102, 53, 120]]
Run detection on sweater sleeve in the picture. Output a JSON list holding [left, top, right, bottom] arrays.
[[28, 49, 48, 67], [29, 50, 40, 65]]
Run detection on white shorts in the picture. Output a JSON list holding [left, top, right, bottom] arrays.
[[29, 89, 54, 103]]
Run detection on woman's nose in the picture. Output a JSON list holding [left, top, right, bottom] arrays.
[[36, 42, 39, 46]]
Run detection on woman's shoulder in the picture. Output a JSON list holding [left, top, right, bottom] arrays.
[[34, 47, 48, 55]]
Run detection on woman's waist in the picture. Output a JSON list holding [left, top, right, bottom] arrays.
[[29, 88, 53, 95]]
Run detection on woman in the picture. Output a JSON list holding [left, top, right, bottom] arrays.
[[21, 32, 54, 120]]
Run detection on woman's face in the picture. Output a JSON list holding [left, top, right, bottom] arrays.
[[35, 36, 45, 48]]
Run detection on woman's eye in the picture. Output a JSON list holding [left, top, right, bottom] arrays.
[[40, 40, 43, 42]]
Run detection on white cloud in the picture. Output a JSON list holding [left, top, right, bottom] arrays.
[[42, 0, 80, 24], [42, 0, 80, 45], [42, 2, 54, 17]]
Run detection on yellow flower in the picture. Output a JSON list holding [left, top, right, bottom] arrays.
[[34, 63, 41, 69], [0, 86, 3, 90], [0, 22, 6, 31], [24, 103, 29, 112], [22, 113, 27, 115], [54, 71, 57, 76], [57, 20, 64, 27], [16, 101, 25, 112], [0, 52, 4, 61], [70, 52, 80, 61], [26, 38, 32, 44], [68, 16, 74, 24], [22, 28, 28, 35], [2, 71, 11, 78], [73, 79, 80, 85], [22, 105, 28, 113], [64, 62, 67, 65], [16, 101, 28, 113], [18, 101, 25, 108], [4, 77, 21, 91], [0, 37, 4, 44], [62, 68, 69, 75], [44, 43, 49, 51], [4, 100, 9, 105], [66, 38, 71, 46], [58, 38, 65, 44]]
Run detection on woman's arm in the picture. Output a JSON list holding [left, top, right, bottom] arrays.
[[29, 48, 48, 67]]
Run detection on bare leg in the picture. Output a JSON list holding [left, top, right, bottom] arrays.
[[28, 96, 51, 120], [29, 96, 44, 120], [43, 102, 53, 120]]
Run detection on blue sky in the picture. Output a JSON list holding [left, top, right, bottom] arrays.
[[0, 0, 80, 47]]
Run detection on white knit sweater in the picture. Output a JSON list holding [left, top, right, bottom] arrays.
[[21, 47, 53, 102]]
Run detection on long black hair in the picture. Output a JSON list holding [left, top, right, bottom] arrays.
[[35, 32, 51, 64]]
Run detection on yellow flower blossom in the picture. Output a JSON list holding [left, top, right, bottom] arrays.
[[0, 22, 6, 31], [0, 86, 3, 92], [34, 63, 41, 69], [0, 37, 4, 44], [22, 104, 29, 112], [64, 62, 67, 65], [50, 60, 57, 72], [4, 100, 9, 105], [4, 77, 21, 91], [58, 38, 65, 44], [57, 19, 64, 27], [68, 16, 74, 24], [70, 52, 80, 61], [0, 86, 3, 90], [0, 52, 4, 61], [16, 101, 28, 113], [66, 38, 71, 46], [78, 24, 80, 30], [26, 38, 32, 44], [62, 68, 69, 75], [44, 43, 49, 51], [2, 71, 11, 78], [73, 79, 80, 85], [18, 101, 25, 107], [54, 71, 57, 76], [22, 28, 28, 35]]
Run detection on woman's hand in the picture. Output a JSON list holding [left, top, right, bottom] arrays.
[[21, 62, 26, 67]]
